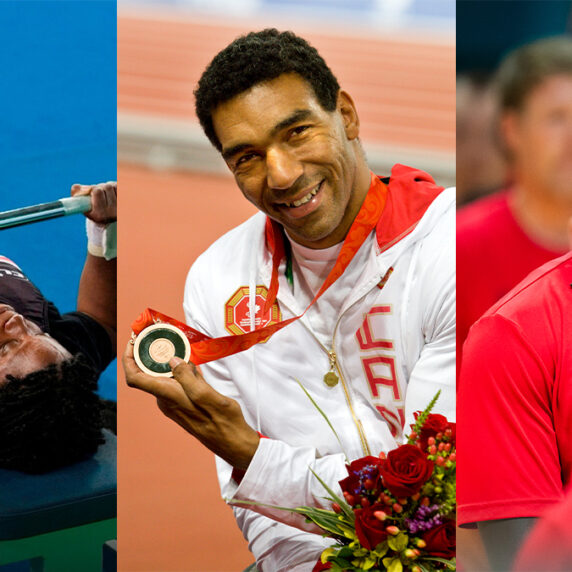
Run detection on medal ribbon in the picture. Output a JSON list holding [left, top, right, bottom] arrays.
[[131, 174, 387, 365]]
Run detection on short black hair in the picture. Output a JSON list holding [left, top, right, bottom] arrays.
[[195, 28, 341, 151], [0, 354, 104, 474], [495, 35, 572, 112]]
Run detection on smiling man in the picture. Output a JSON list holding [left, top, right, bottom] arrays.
[[0, 182, 117, 473], [124, 29, 455, 571]]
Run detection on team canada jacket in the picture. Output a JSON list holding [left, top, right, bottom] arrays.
[[183, 164, 455, 571]]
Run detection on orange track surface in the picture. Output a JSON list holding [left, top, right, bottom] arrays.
[[119, 15, 455, 153], [118, 164, 257, 571]]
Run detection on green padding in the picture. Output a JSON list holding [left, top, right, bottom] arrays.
[[0, 518, 116, 572], [0, 431, 116, 540]]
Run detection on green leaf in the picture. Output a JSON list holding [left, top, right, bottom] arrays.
[[337, 546, 354, 559], [228, 499, 348, 536], [321, 547, 336, 564], [331, 556, 353, 568], [362, 557, 377, 570], [297, 380, 350, 462], [308, 467, 356, 523], [372, 541, 389, 558], [424, 556, 456, 569], [387, 532, 409, 552], [382, 557, 403, 572], [408, 390, 441, 444]]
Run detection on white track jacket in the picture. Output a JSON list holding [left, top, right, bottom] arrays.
[[183, 165, 456, 571]]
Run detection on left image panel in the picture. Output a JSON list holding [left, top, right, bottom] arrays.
[[0, 1, 117, 571]]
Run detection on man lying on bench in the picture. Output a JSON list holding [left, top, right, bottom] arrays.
[[0, 182, 116, 473]]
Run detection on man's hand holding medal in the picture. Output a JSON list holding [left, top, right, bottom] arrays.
[[123, 309, 260, 471]]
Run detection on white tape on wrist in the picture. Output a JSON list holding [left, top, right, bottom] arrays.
[[86, 219, 117, 260]]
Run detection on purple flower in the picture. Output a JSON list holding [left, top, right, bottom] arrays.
[[405, 504, 444, 534]]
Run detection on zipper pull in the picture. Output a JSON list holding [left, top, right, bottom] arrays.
[[324, 350, 339, 387]]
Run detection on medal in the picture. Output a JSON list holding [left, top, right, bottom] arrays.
[[324, 371, 339, 387], [324, 350, 339, 387], [133, 322, 191, 377]]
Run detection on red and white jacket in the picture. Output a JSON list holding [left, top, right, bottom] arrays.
[[183, 165, 455, 571]]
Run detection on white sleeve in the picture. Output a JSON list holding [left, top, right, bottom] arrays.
[[404, 209, 456, 425], [222, 439, 348, 529], [233, 504, 332, 572], [214, 422, 349, 569]]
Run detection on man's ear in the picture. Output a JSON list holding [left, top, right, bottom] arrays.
[[338, 90, 360, 140], [499, 110, 520, 158]]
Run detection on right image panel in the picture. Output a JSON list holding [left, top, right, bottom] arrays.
[[456, 1, 572, 571]]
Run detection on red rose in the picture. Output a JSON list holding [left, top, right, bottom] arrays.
[[354, 502, 390, 550], [339, 473, 361, 499], [421, 520, 456, 558], [347, 456, 383, 477], [340, 456, 383, 497], [417, 413, 448, 449], [379, 444, 434, 498]]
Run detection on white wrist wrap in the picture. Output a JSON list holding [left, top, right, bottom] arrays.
[[86, 219, 117, 260]]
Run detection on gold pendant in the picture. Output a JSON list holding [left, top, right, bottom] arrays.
[[324, 371, 339, 387]]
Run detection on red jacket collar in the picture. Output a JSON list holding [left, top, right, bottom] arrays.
[[375, 164, 444, 251]]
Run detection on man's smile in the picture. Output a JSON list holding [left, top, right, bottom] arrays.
[[280, 180, 324, 208], [275, 180, 325, 220]]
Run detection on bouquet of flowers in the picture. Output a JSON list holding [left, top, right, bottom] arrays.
[[304, 392, 456, 572], [232, 391, 455, 571]]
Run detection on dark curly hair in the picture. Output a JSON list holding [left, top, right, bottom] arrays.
[[0, 354, 104, 474], [495, 35, 572, 112], [194, 28, 341, 151]]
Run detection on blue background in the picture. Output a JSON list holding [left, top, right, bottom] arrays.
[[0, 0, 117, 400], [457, 0, 572, 73]]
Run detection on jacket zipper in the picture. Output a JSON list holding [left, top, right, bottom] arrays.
[[276, 271, 375, 458], [307, 323, 372, 458], [329, 336, 372, 457]]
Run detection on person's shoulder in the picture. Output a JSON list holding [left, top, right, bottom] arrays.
[[483, 251, 572, 321], [375, 165, 454, 250]]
